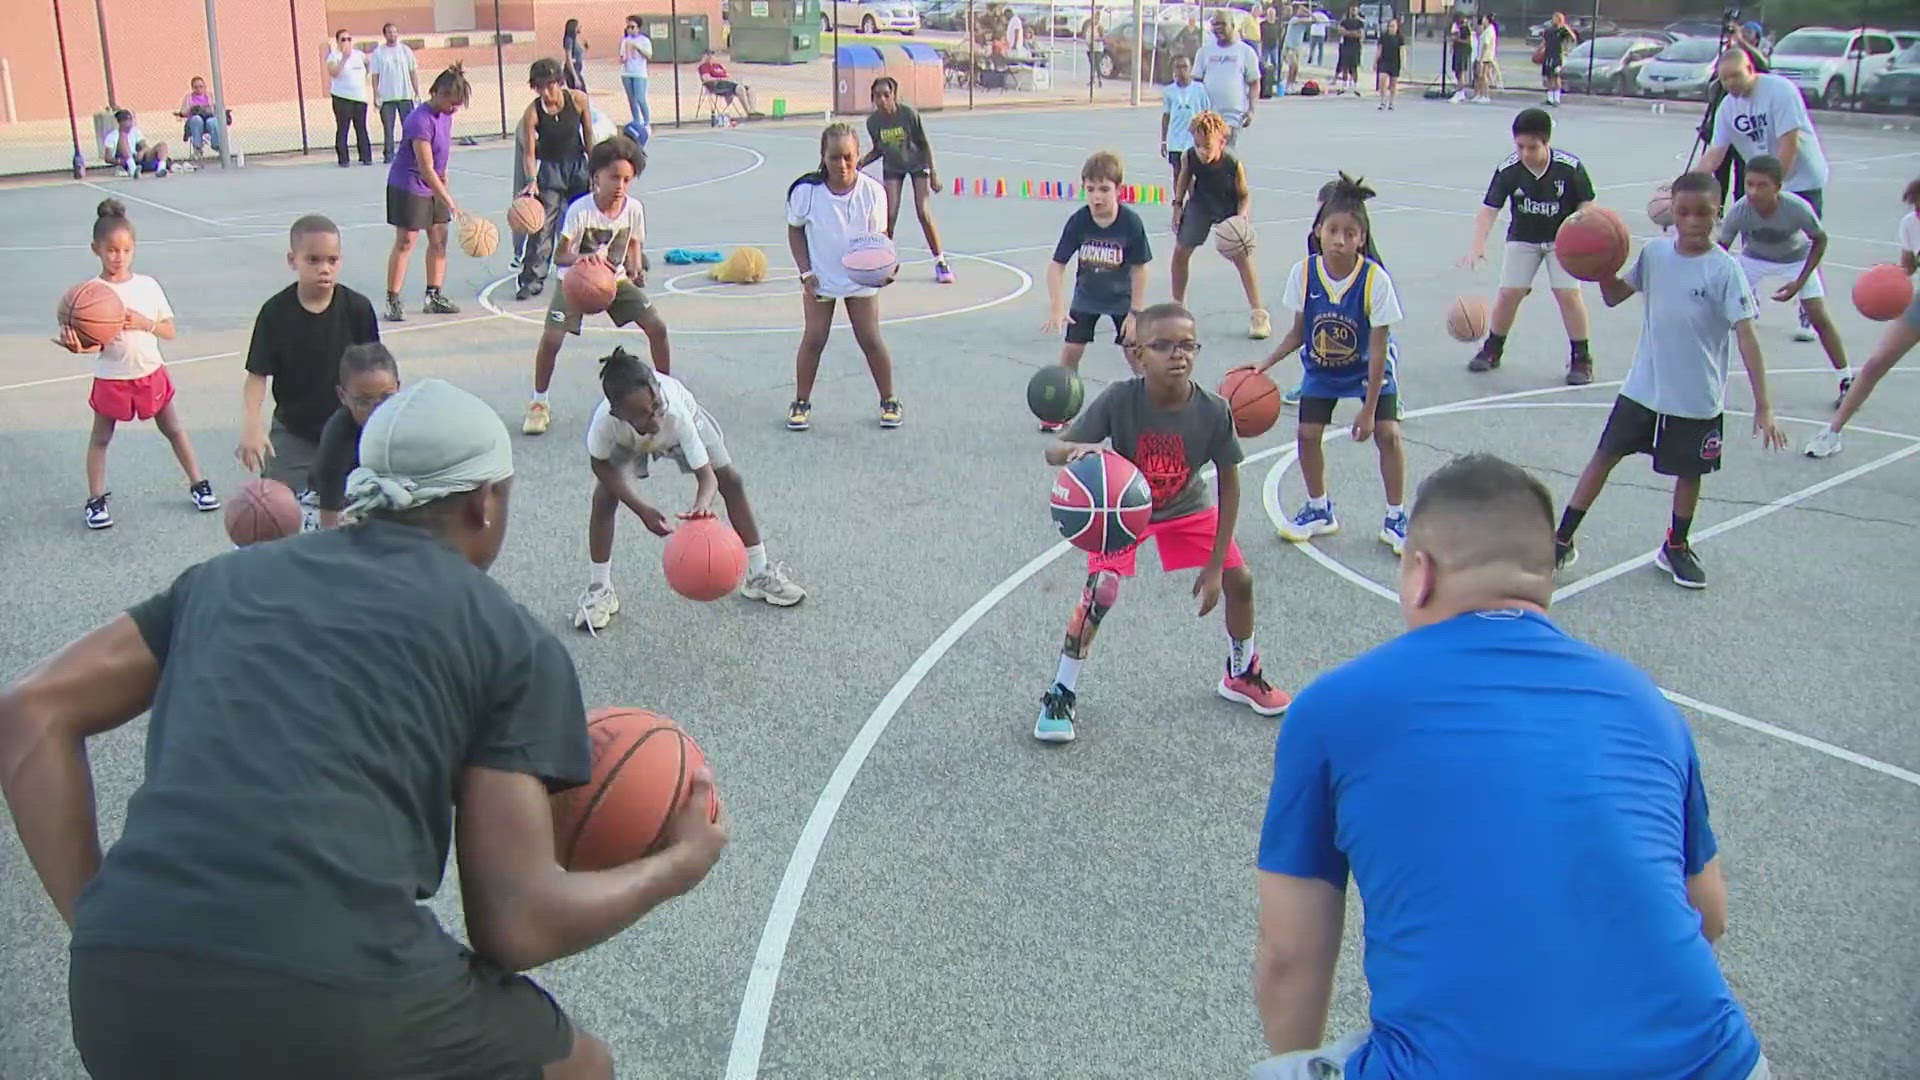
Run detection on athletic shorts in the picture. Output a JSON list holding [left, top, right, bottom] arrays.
[[882, 166, 930, 181], [1177, 202, 1234, 250], [1297, 393, 1400, 426], [89, 367, 175, 423], [1791, 188, 1823, 218], [1066, 309, 1129, 346], [603, 407, 732, 478], [1597, 395, 1723, 478], [68, 946, 575, 1080], [264, 418, 322, 495], [386, 186, 451, 231], [1337, 45, 1362, 72], [1087, 504, 1245, 578], [1541, 56, 1563, 77], [1501, 239, 1580, 291], [1736, 252, 1825, 302], [1247, 1030, 1773, 1080], [546, 276, 653, 336]]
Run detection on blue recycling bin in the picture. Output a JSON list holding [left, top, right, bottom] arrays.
[[835, 45, 886, 114]]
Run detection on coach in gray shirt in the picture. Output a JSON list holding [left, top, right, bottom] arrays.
[[1694, 49, 1830, 215]]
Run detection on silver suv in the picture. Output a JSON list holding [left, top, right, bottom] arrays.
[[1767, 25, 1899, 108]]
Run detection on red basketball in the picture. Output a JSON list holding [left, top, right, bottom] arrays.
[[1852, 263, 1915, 322], [1554, 207, 1632, 283], [1049, 449, 1153, 554], [550, 708, 720, 872], [662, 516, 748, 601], [1217, 366, 1282, 438], [224, 478, 303, 546], [58, 279, 126, 350], [563, 259, 618, 315]]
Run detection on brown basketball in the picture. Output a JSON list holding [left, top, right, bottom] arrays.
[[1554, 206, 1632, 283], [1646, 181, 1675, 229], [457, 213, 499, 259], [507, 196, 546, 236], [224, 477, 303, 547], [1217, 366, 1282, 438], [1213, 215, 1257, 260], [58, 279, 126, 350], [563, 258, 619, 315], [1445, 296, 1490, 342], [550, 708, 721, 872]]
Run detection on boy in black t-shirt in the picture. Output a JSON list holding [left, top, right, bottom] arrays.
[[1042, 151, 1153, 430], [240, 215, 380, 502], [1457, 108, 1598, 385], [312, 342, 401, 529], [859, 77, 954, 284]]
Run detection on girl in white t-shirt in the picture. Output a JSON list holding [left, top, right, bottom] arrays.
[[572, 346, 806, 631], [619, 17, 653, 128], [785, 123, 900, 431], [54, 200, 219, 529]]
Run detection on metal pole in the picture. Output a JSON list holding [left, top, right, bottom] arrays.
[[1848, 13, 1864, 111], [671, 0, 683, 126], [1130, 0, 1142, 106], [288, 0, 310, 153], [1585, 1, 1596, 93], [494, 0, 508, 137], [53, 0, 86, 177], [966, 0, 974, 109], [203, 0, 232, 168], [93, 0, 118, 107], [830, 0, 840, 118]]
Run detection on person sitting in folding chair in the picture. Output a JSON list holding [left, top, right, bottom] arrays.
[[697, 51, 760, 118]]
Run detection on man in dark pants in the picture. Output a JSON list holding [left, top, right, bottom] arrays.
[[515, 58, 595, 302]]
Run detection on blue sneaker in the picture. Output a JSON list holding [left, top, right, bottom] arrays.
[[1282, 384, 1303, 406], [1034, 684, 1077, 743], [1278, 500, 1339, 542], [1380, 510, 1408, 555]]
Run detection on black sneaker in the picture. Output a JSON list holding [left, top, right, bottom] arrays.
[[1555, 538, 1578, 570], [1836, 375, 1852, 409], [384, 296, 406, 322], [1467, 346, 1502, 372], [85, 493, 113, 530], [1656, 541, 1706, 590], [190, 480, 220, 512], [786, 400, 812, 431], [1566, 356, 1594, 385], [423, 291, 461, 315], [1033, 684, 1077, 743], [514, 281, 543, 302]]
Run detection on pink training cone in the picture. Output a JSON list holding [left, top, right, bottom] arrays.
[[953, 176, 963, 195]]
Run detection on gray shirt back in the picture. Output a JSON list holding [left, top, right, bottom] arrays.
[[1718, 192, 1818, 265], [1064, 378, 1244, 522]]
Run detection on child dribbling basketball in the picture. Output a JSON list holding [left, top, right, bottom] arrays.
[[521, 135, 672, 436], [1257, 174, 1408, 554], [786, 122, 901, 431], [56, 198, 219, 529], [1716, 155, 1849, 404], [1171, 111, 1268, 340], [311, 342, 401, 530], [382, 63, 470, 323], [1805, 177, 1920, 459], [1040, 150, 1152, 430], [576, 347, 805, 631], [859, 77, 954, 284], [1035, 302, 1289, 744]]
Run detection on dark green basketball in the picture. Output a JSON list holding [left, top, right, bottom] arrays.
[[1026, 365, 1084, 424]]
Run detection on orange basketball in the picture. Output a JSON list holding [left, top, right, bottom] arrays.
[[224, 478, 303, 546], [1445, 296, 1490, 342], [550, 708, 720, 872], [563, 258, 618, 315], [662, 516, 748, 601], [1852, 263, 1915, 322], [58, 279, 126, 350], [1217, 366, 1282, 438], [457, 213, 498, 259], [507, 195, 546, 236], [1555, 206, 1632, 282]]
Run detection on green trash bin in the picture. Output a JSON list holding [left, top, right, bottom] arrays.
[[727, 0, 821, 63], [644, 13, 711, 62]]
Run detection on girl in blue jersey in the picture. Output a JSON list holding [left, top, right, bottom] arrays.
[[1254, 173, 1410, 553]]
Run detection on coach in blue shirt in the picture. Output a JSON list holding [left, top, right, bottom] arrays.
[[1250, 454, 1768, 1080]]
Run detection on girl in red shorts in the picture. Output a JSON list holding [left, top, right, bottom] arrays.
[[56, 199, 219, 529]]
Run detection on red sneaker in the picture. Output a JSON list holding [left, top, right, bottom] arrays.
[[1218, 654, 1290, 716]]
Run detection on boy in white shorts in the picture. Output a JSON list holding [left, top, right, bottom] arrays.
[[574, 346, 804, 632], [1716, 154, 1850, 406]]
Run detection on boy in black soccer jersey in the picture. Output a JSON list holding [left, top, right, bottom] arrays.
[[1457, 108, 1598, 386]]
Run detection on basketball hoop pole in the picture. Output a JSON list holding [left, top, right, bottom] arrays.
[[204, 0, 233, 169], [52, 0, 85, 177]]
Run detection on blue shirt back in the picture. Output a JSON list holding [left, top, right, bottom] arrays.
[[1258, 610, 1760, 1080]]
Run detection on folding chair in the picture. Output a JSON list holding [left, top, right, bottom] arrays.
[[696, 81, 749, 124]]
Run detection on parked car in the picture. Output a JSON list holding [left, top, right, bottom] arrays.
[[824, 0, 920, 35], [1767, 26, 1898, 108], [1860, 40, 1920, 112], [1527, 15, 1616, 44], [1561, 34, 1669, 96], [1663, 18, 1724, 40], [1635, 34, 1722, 100], [1863, 32, 1920, 92], [1100, 17, 1202, 80]]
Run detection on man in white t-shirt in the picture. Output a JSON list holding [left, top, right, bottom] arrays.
[[1308, 9, 1330, 65], [102, 110, 169, 176], [368, 23, 421, 164], [1197, 14, 1261, 136]]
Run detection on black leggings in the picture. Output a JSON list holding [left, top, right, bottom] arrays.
[[332, 95, 371, 166]]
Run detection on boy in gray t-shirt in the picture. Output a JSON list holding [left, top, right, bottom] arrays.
[[1717, 154, 1851, 403], [1550, 172, 1786, 591]]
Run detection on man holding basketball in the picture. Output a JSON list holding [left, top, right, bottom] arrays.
[[0, 379, 726, 1079]]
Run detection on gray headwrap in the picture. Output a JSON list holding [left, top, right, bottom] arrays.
[[344, 378, 514, 516]]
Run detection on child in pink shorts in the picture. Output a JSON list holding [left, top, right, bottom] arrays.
[[1034, 302, 1290, 743]]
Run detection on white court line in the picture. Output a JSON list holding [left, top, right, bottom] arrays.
[[1663, 691, 1920, 787], [78, 180, 225, 226]]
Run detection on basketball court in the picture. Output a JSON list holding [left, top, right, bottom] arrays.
[[1, 97, 1916, 1079]]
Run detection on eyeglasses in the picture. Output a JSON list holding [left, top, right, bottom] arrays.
[[346, 392, 395, 411], [1140, 339, 1203, 357]]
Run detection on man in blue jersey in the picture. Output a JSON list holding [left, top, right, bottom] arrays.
[[1249, 453, 1767, 1080]]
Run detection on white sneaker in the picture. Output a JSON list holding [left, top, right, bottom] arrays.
[[741, 563, 807, 606], [1793, 326, 1817, 342], [1803, 428, 1843, 459], [1451, 90, 1468, 103], [1473, 95, 1493, 104], [574, 582, 620, 632]]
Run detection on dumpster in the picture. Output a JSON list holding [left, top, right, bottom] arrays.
[[834, 44, 886, 114], [885, 42, 945, 110], [644, 13, 711, 63], [727, 0, 821, 63]]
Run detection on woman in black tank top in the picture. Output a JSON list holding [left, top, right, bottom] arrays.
[[516, 58, 595, 298]]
